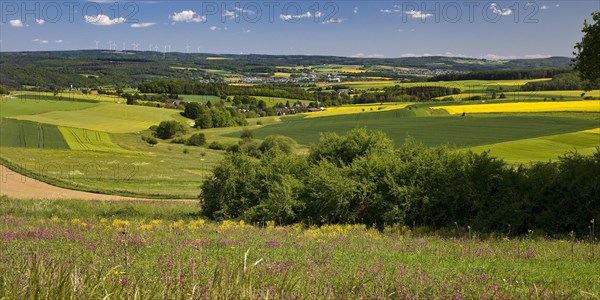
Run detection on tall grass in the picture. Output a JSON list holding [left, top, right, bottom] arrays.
[[1, 198, 599, 299]]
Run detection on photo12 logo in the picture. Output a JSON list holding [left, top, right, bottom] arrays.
[[0, 1, 344, 25], [387, 1, 541, 23], [1, 1, 140, 24]]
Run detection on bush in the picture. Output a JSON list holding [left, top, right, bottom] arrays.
[[208, 141, 227, 151], [146, 137, 158, 146], [199, 128, 600, 235], [240, 128, 255, 140], [183, 102, 203, 119], [155, 120, 186, 139], [259, 135, 297, 154], [186, 133, 207, 146], [0, 86, 10, 95]]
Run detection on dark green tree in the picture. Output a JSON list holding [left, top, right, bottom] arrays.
[[573, 12, 600, 90], [155, 120, 186, 139]]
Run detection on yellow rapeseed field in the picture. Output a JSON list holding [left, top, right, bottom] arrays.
[[302, 103, 409, 118], [580, 128, 600, 135], [433, 100, 600, 115]]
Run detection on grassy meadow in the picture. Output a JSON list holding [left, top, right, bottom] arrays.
[[0, 198, 598, 299]]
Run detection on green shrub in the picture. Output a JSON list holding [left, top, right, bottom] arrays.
[[186, 133, 207, 146], [155, 120, 186, 139]]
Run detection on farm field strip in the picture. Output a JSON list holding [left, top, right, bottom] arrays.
[[13, 103, 186, 133], [301, 103, 410, 118], [58, 127, 136, 153], [0, 119, 69, 149], [433, 100, 600, 114]]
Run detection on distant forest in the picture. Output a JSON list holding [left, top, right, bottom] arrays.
[[0, 50, 573, 89]]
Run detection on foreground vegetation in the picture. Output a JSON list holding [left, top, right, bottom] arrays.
[[204, 128, 600, 235], [0, 197, 598, 299]]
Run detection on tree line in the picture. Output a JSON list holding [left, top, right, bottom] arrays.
[[430, 69, 572, 82], [201, 128, 599, 236], [137, 81, 312, 100], [521, 73, 599, 91]]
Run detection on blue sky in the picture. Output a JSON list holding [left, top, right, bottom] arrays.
[[1, 0, 598, 58]]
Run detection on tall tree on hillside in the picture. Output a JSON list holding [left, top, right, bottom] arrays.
[[573, 12, 600, 91]]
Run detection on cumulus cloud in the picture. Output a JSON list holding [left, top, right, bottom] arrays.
[[131, 22, 156, 28], [32, 38, 49, 44], [170, 10, 206, 23], [404, 10, 433, 19], [223, 7, 255, 19], [210, 26, 217, 31], [55, 39, 63, 43], [9, 19, 23, 27], [84, 14, 126, 26], [353, 7, 359, 14], [35, 19, 45, 25], [280, 11, 315, 21], [489, 3, 512, 16], [540, 5, 548, 10]]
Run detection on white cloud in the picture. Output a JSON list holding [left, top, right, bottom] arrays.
[[280, 11, 314, 21], [555, 4, 560, 7], [540, 5, 548, 10], [524, 54, 551, 59], [84, 14, 126, 26], [35, 19, 45, 25], [131, 22, 156, 28], [489, 3, 512, 16], [404, 10, 433, 19], [9, 19, 23, 27], [241, 27, 251, 33], [322, 18, 343, 24], [351, 53, 385, 58], [55, 39, 63, 43], [380, 9, 393, 13], [353, 7, 359, 14], [170, 10, 206, 23], [32, 38, 49, 44], [210, 26, 217, 31]]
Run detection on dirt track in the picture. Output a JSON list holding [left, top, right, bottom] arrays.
[[0, 165, 143, 200]]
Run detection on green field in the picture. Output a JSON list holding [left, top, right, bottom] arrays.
[[0, 198, 598, 299], [253, 96, 311, 106], [0, 119, 69, 149], [58, 127, 135, 153], [0, 97, 98, 117], [469, 131, 600, 163], [0, 131, 223, 198], [249, 108, 599, 148], [12, 91, 124, 103], [13, 103, 188, 133], [179, 94, 222, 104]]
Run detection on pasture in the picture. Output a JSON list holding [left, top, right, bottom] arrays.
[[0, 97, 98, 117], [0, 119, 68, 149], [12, 91, 124, 103], [0, 198, 598, 299], [12, 103, 188, 133], [468, 130, 600, 163], [251, 108, 599, 147]]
